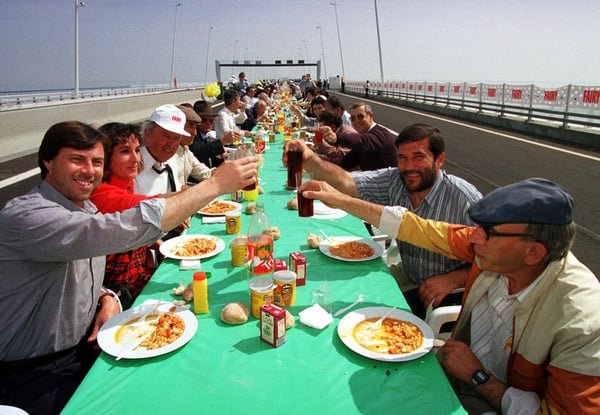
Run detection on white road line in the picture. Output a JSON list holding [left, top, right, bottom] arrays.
[[0, 168, 40, 189], [343, 93, 600, 162]]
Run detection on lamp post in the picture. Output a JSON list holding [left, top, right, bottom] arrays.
[[316, 24, 328, 80], [302, 39, 309, 61], [74, 0, 85, 98], [233, 39, 239, 62], [203, 26, 213, 86], [374, 0, 384, 85], [169, 3, 182, 89], [329, 0, 345, 79]]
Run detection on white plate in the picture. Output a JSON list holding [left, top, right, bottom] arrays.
[[312, 202, 347, 220], [319, 236, 383, 262], [337, 307, 434, 362], [197, 200, 242, 216], [98, 303, 198, 360], [159, 234, 225, 260]]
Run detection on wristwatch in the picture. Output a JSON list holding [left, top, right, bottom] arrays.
[[471, 369, 490, 386]]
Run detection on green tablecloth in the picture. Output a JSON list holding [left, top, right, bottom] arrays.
[[63, 136, 465, 415]]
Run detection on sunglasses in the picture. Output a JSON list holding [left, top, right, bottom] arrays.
[[481, 225, 536, 241]]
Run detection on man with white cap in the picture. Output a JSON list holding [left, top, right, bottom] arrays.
[[135, 104, 190, 195], [299, 177, 599, 414]]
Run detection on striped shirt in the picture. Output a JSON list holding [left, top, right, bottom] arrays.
[[353, 168, 482, 284]]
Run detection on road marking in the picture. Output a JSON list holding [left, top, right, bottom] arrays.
[[0, 168, 39, 189], [342, 93, 600, 162]]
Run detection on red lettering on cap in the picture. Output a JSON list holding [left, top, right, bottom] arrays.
[[172, 115, 182, 122]]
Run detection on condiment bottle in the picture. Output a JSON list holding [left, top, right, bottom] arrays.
[[192, 271, 209, 314], [247, 201, 274, 281]]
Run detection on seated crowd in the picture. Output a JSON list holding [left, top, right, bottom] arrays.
[[0, 75, 597, 415]]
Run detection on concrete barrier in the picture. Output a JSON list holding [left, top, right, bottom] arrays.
[[0, 89, 209, 162]]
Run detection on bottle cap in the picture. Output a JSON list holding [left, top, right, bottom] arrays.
[[193, 271, 207, 281]]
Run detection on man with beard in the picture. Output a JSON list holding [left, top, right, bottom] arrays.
[[284, 123, 481, 316]]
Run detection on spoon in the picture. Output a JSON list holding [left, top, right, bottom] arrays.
[[369, 305, 398, 331], [333, 294, 365, 317]]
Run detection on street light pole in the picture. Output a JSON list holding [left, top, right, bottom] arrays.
[[374, 0, 385, 85], [316, 25, 328, 80], [203, 26, 214, 86], [74, 0, 85, 98], [302, 39, 309, 61], [329, 0, 345, 79], [169, 3, 182, 89], [233, 40, 239, 62]]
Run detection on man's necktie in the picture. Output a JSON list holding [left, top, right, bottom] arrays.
[[152, 163, 176, 192]]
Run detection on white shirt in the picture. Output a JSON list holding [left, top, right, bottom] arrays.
[[215, 106, 247, 139], [135, 147, 181, 195]]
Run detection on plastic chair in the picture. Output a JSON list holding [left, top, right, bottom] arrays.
[[425, 299, 461, 340]]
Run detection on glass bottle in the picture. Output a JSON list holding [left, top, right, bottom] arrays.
[[247, 201, 274, 281]]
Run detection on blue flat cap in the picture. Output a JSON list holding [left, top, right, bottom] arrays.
[[468, 178, 574, 225]]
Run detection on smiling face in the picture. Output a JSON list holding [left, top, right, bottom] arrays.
[[349, 105, 374, 133], [144, 124, 181, 162], [397, 138, 444, 193], [109, 134, 141, 181], [43, 144, 104, 207]]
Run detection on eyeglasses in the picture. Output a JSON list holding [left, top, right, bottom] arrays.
[[350, 113, 366, 122], [481, 225, 536, 241]]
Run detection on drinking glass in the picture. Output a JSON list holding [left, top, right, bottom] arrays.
[[297, 172, 313, 217]]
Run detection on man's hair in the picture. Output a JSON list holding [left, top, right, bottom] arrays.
[[98, 122, 142, 181], [38, 121, 104, 179], [326, 95, 345, 111], [318, 111, 343, 130], [238, 72, 245, 79], [350, 102, 373, 115], [223, 89, 239, 105], [311, 96, 327, 107], [395, 123, 445, 159], [305, 86, 318, 97], [527, 222, 576, 263]]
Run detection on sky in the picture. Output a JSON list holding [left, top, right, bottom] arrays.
[[1, 0, 599, 92]]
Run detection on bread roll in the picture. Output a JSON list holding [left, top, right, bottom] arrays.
[[221, 302, 249, 325], [287, 197, 298, 210]]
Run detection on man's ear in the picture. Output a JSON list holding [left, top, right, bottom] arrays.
[[524, 241, 548, 266]]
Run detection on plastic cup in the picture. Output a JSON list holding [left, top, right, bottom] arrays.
[[287, 150, 303, 189]]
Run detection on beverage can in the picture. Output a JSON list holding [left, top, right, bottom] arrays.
[[250, 277, 274, 319], [225, 211, 241, 235], [268, 132, 276, 143], [273, 270, 296, 306], [231, 236, 248, 267]]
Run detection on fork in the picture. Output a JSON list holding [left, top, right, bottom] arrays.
[[369, 305, 398, 331], [333, 294, 365, 317]]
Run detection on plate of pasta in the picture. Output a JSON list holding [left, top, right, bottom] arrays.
[[337, 307, 434, 362], [198, 200, 242, 216], [98, 302, 198, 359], [159, 234, 225, 260], [319, 236, 383, 262]]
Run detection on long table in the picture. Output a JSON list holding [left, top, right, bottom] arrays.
[[63, 134, 466, 414]]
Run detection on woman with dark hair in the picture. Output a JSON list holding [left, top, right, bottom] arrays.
[[89, 122, 155, 308]]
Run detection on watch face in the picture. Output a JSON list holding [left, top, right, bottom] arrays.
[[472, 369, 490, 385]]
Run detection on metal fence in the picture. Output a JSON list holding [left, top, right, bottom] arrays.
[[0, 83, 206, 110], [344, 81, 600, 132]]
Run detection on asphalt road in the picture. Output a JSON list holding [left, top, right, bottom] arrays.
[[1, 94, 599, 276]]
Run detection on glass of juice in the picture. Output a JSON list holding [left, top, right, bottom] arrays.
[[287, 150, 303, 189]]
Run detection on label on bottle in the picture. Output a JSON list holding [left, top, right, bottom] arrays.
[[247, 234, 274, 276]]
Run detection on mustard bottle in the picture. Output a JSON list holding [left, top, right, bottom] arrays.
[[193, 272, 209, 314]]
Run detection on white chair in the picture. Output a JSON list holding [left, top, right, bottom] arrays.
[[425, 298, 462, 341]]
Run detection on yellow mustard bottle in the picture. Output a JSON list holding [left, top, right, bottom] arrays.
[[193, 272, 209, 314]]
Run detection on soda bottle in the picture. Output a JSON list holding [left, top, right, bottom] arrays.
[[247, 201, 274, 280]]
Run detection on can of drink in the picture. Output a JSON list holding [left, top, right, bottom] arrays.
[[231, 236, 248, 267], [250, 277, 274, 319], [225, 211, 241, 235], [273, 270, 296, 306], [268, 132, 276, 143]]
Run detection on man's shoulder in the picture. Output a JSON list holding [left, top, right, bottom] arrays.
[[440, 173, 482, 200]]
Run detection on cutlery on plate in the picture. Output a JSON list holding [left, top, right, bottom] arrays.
[[333, 294, 365, 317], [115, 331, 154, 361], [369, 305, 398, 332], [319, 229, 336, 245], [127, 300, 162, 329]]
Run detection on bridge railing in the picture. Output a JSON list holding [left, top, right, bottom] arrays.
[[0, 83, 206, 110], [344, 81, 600, 132]]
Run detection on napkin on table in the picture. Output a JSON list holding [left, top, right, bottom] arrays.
[[299, 304, 333, 330]]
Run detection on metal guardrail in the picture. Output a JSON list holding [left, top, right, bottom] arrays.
[[0, 83, 206, 110], [345, 82, 600, 133]]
